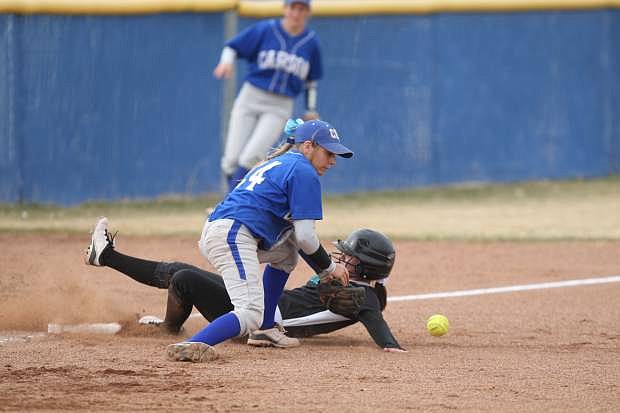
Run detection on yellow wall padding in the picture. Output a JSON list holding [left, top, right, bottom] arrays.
[[239, 0, 620, 17], [0, 0, 618, 16], [0, 0, 237, 15]]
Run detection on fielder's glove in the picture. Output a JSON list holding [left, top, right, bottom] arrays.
[[318, 279, 366, 318]]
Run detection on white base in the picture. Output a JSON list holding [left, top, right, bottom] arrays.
[[47, 322, 122, 335]]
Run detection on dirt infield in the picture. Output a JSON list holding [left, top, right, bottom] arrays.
[[1, 234, 619, 412]]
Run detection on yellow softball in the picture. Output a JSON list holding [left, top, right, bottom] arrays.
[[426, 314, 449, 337]]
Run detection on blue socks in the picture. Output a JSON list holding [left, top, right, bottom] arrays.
[[188, 265, 289, 344], [228, 166, 249, 192], [260, 265, 289, 330], [189, 312, 241, 346]]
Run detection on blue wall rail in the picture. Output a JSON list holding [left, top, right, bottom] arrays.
[[1, 9, 618, 204]]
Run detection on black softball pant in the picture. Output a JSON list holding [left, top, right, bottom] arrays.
[[153, 262, 234, 322]]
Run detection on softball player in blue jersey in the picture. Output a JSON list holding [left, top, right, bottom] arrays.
[[166, 119, 353, 362], [213, 0, 323, 192]]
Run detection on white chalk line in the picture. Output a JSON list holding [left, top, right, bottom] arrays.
[[387, 275, 620, 302], [186, 276, 620, 320], [11, 275, 616, 337]]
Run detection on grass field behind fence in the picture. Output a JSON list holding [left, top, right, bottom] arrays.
[[1, 177, 619, 241]]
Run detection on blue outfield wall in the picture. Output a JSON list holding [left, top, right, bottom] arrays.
[[0, 13, 225, 204], [301, 10, 620, 191], [611, 10, 620, 174], [0, 15, 19, 203], [0, 9, 618, 204]]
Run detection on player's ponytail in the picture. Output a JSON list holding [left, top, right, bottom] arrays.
[[267, 142, 293, 160], [266, 118, 304, 160]]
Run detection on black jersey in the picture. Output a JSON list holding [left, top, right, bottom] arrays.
[[278, 276, 402, 349], [159, 262, 402, 350]]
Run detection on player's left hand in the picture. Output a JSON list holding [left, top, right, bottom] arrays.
[[317, 280, 365, 318], [330, 262, 349, 286]]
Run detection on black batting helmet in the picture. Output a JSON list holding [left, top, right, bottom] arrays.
[[334, 228, 395, 281]]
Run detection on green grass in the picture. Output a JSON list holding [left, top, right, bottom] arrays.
[[1, 176, 619, 241], [0, 194, 222, 216], [328, 176, 620, 204]]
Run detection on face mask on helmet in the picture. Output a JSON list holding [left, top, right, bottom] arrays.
[[332, 228, 395, 281]]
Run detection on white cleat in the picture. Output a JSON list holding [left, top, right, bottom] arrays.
[[84, 216, 116, 266], [166, 342, 218, 363], [139, 315, 164, 326], [247, 324, 300, 348]]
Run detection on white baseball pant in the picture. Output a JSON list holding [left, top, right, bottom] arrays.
[[199, 218, 299, 336], [220, 82, 294, 175]]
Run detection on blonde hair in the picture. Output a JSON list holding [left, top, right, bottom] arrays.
[[266, 142, 295, 160], [247, 142, 298, 172]]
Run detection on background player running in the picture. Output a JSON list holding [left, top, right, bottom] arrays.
[[213, 0, 323, 191], [85, 217, 406, 354]]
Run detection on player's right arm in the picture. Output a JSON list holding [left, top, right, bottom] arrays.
[[213, 20, 267, 79], [213, 46, 236, 79], [289, 161, 348, 285], [294, 220, 348, 286]]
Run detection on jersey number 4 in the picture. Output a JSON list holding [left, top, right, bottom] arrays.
[[243, 161, 282, 191]]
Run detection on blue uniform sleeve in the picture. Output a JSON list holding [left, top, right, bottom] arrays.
[[307, 37, 323, 81], [288, 164, 323, 220], [226, 20, 268, 60]]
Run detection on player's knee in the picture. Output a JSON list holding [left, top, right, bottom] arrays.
[[149, 262, 174, 289], [260, 238, 299, 274], [221, 160, 236, 176], [154, 262, 198, 289], [269, 251, 298, 274], [198, 238, 208, 260], [237, 153, 261, 170], [169, 269, 197, 301], [234, 307, 263, 336]]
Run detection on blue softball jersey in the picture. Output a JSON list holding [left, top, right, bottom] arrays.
[[208, 151, 323, 249], [227, 19, 323, 98]]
